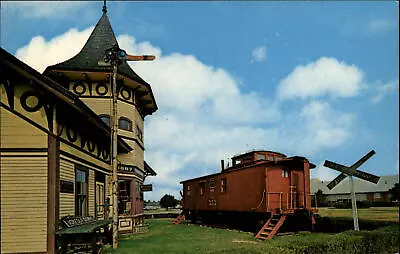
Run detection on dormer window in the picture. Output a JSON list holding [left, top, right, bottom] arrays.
[[99, 114, 110, 127], [118, 117, 132, 131]]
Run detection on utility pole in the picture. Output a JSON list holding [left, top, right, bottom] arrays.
[[103, 44, 155, 248]]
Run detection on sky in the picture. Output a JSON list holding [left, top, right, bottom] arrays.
[[1, 1, 398, 201]]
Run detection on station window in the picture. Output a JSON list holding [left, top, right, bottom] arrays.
[[374, 193, 381, 200], [118, 117, 132, 131], [199, 182, 205, 196], [282, 168, 289, 178], [99, 114, 110, 127], [187, 185, 191, 196], [209, 178, 216, 192], [221, 178, 227, 193], [118, 180, 131, 215], [76, 168, 88, 216], [137, 125, 143, 141]]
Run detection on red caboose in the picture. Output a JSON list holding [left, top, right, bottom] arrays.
[[179, 150, 316, 239]]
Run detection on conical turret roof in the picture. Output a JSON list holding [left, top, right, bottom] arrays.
[[44, 12, 146, 85]]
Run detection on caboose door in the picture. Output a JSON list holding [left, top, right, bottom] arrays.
[[289, 172, 301, 209]]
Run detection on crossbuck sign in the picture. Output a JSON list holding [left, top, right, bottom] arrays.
[[323, 150, 380, 231]]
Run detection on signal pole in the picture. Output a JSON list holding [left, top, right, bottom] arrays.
[[103, 44, 155, 248]]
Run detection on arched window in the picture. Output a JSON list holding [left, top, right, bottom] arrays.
[[99, 114, 110, 127], [118, 117, 132, 131]]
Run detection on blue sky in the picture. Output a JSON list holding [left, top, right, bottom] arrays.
[[1, 1, 398, 200]]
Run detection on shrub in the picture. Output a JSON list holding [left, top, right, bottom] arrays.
[[333, 201, 371, 209], [281, 225, 399, 254], [314, 216, 395, 232]]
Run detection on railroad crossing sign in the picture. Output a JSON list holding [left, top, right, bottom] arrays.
[[323, 150, 380, 231]]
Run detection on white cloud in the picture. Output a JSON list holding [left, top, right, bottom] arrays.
[[15, 27, 94, 73], [313, 162, 337, 182], [2, 1, 89, 19], [371, 80, 398, 103], [277, 57, 365, 100], [251, 46, 267, 62], [14, 28, 356, 201], [298, 101, 354, 154], [367, 19, 396, 35]]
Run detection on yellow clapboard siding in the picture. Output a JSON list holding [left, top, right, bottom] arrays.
[[60, 142, 109, 170], [1, 244, 46, 254], [0, 107, 47, 148], [0, 156, 47, 253], [60, 193, 75, 218], [60, 158, 75, 218]]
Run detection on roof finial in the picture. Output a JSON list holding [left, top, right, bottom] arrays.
[[102, 0, 107, 14]]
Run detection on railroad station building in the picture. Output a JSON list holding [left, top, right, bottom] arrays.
[[0, 6, 157, 254]]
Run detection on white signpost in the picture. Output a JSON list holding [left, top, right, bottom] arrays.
[[323, 150, 380, 231]]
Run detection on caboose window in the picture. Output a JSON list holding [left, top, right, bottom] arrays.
[[199, 182, 205, 196], [209, 178, 216, 192], [221, 178, 227, 193], [256, 153, 266, 160], [187, 185, 191, 196], [282, 169, 289, 178]]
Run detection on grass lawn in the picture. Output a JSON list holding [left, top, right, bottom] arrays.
[[104, 213, 399, 254], [317, 206, 399, 222]]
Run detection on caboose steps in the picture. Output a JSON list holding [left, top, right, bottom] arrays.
[[255, 214, 287, 240], [172, 213, 185, 225]]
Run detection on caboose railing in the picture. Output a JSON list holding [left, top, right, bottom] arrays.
[[266, 191, 309, 212]]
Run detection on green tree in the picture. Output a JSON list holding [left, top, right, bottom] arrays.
[[389, 183, 400, 201], [314, 189, 328, 207], [160, 194, 178, 210]]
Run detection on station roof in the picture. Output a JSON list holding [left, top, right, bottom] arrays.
[[144, 161, 157, 176], [1, 47, 132, 153]]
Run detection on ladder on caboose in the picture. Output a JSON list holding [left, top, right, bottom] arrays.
[[255, 214, 287, 240], [172, 212, 185, 225]]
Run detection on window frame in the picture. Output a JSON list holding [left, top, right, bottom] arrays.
[[209, 178, 216, 192], [118, 117, 133, 131], [256, 153, 266, 160], [199, 182, 206, 196], [282, 168, 289, 178], [220, 178, 227, 193], [99, 114, 111, 127], [75, 166, 89, 217], [136, 124, 143, 141]]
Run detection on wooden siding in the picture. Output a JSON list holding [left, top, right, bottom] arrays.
[[80, 97, 144, 145], [59, 159, 75, 218], [183, 165, 266, 212], [80, 97, 111, 116], [89, 170, 95, 216], [60, 142, 109, 171], [1, 157, 47, 253], [118, 141, 144, 171], [0, 106, 47, 148]]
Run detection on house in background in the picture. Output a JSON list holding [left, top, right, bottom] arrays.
[[311, 175, 399, 203]]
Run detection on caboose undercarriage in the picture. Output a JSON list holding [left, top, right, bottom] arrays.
[[183, 208, 316, 237]]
